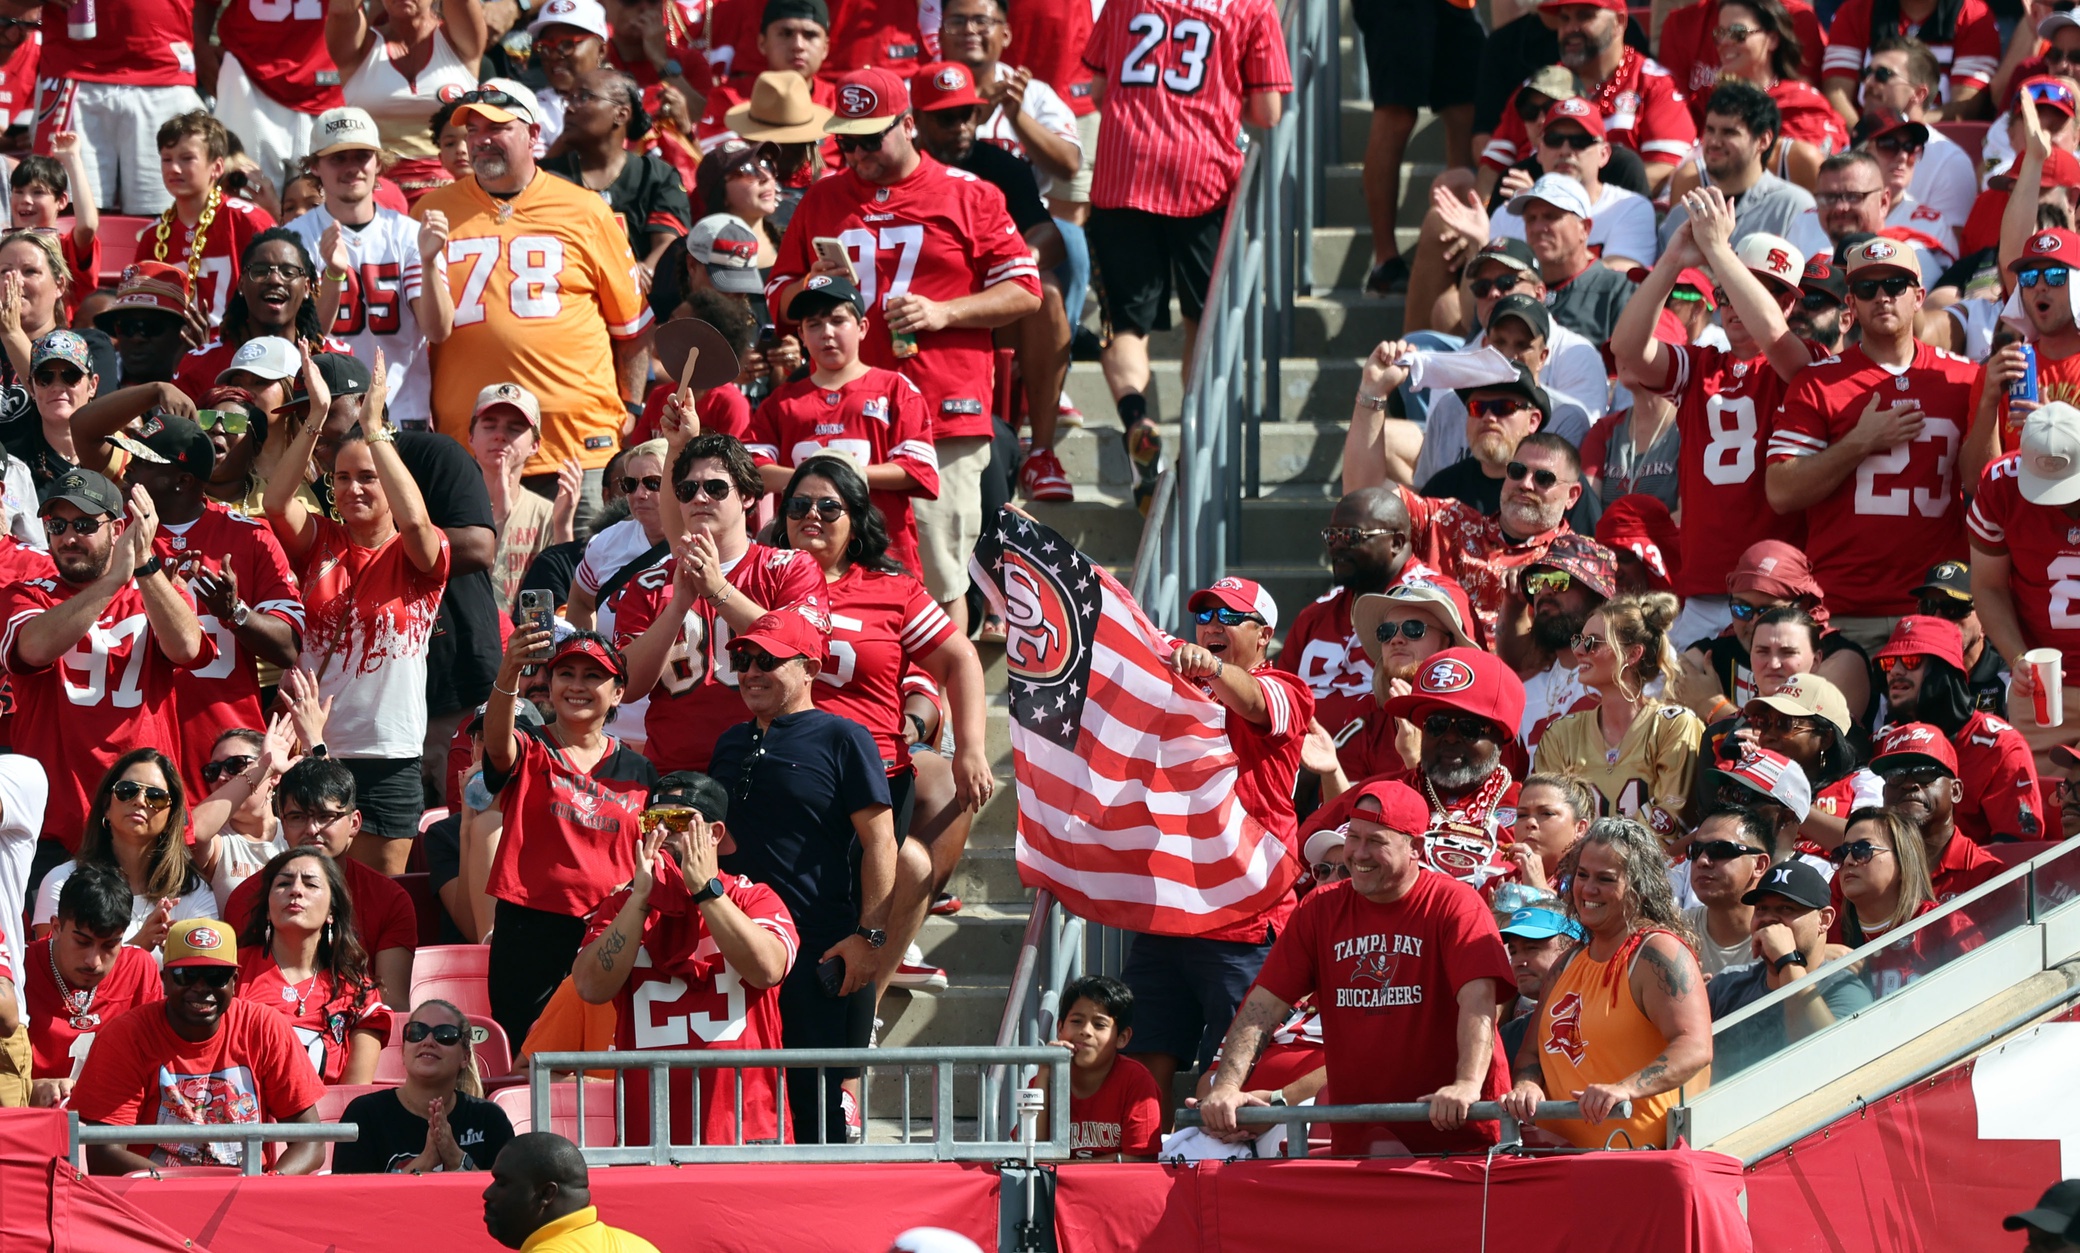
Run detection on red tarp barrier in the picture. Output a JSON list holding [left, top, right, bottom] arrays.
[[1053, 1151, 1754, 1253]]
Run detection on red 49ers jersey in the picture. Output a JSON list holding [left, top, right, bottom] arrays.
[[153, 504, 304, 795], [1481, 49, 1694, 171], [1654, 340, 1818, 598], [1276, 587, 1372, 743], [214, 0, 346, 114], [765, 156, 1042, 440], [746, 368, 939, 578], [1766, 340, 1974, 615], [584, 871, 797, 1146], [134, 197, 277, 327], [611, 543, 827, 773], [813, 565, 957, 770], [1968, 453, 2080, 679], [1, 575, 218, 852]]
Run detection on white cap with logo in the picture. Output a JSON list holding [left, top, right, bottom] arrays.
[[309, 107, 383, 158], [529, 0, 611, 39], [1506, 173, 1594, 219], [1733, 233, 1804, 289], [2018, 402, 2080, 506]]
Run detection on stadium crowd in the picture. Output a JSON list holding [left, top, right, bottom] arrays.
[[0, 0, 2074, 1196]]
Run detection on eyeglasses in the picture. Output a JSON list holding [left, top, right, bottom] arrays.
[[1916, 595, 1973, 621], [674, 477, 734, 503], [1876, 653, 1926, 673], [1319, 525, 1394, 547], [1541, 130, 1598, 151], [1827, 838, 1891, 866], [1469, 273, 1526, 299], [168, 967, 235, 988], [32, 366, 83, 386], [729, 647, 795, 672], [1688, 839, 1767, 862], [194, 407, 253, 434], [1850, 275, 1916, 300], [1470, 398, 1533, 420], [1376, 619, 1431, 642], [641, 806, 699, 834], [1505, 460, 1561, 489], [1815, 188, 1882, 206], [785, 494, 846, 520], [1422, 713, 1495, 741], [1712, 23, 1760, 38], [282, 807, 353, 830], [943, 13, 1003, 29], [1310, 860, 1351, 883], [201, 755, 257, 785], [619, 475, 664, 495], [1524, 570, 1572, 597], [1861, 64, 1901, 82], [1195, 607, 1264, 626], [835, 115, 907, 153], [2021, 267, 2072, 288], [404, 1021, 466, 1045], [1870, 135, 1923, 157], [245, 262, 309, 282], [0, 16, 40, 30], [1570, 632, 1608, 653], [111, 781, 173, 810], [44, 515, 112, 535]]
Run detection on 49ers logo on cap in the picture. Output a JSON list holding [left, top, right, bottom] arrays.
[[1554, 98, 1591, 117], [838, 82, 881, 117], [1861, 239, 1897, 260], [185, 925, 224, 950], [934, 66, 967, 91], [1764, 247, 1793, 276], [1419, 657, 1476, 693], [2033, 231, 2066, 254], [543, 0, 576, 11]]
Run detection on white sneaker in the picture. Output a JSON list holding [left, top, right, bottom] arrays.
[[890, 942, 949, 991]]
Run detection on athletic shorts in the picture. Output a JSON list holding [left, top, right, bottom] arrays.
[[1089, 204, 1225, 335], [1352, 0, 1484, 111]]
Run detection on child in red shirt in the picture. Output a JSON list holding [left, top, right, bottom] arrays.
[[1036, 974, 1163, 1160]]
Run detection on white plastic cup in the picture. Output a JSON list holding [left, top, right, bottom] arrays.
[[2025, 647, 2064, 728]]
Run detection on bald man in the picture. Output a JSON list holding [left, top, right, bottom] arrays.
[[482, 1133, 659, 1252]]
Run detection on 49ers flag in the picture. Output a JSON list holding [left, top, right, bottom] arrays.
[[972, 508, 1299, 935]]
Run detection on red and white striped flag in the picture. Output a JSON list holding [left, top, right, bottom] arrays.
[[973, 508, 1299, 936]]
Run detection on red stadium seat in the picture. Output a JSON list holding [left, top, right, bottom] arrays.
[[419, 807, 451, 833], [1934, 121, 1988, 170], [126, 1167, 240, 1178], [493, 1079, 620, 1147], [316, 1083, 398, 1170], [392, 872, 443, 947], [467, 1014, 515, 1078], [89, 215, 154, 286], [410, 944, 491, 1018]]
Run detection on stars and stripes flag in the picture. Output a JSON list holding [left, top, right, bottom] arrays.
[[971, 507, 1299, 936]]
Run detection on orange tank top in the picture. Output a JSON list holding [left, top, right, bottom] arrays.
[[1535, 929, 1702, 1149]]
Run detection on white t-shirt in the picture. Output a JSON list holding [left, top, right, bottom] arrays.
[[1683, 904, 1758, 975], [974, 62, 1082, 200], [1910, 129, 1980, 227], [283, 205, 433, 428], [32, 859, 220, 944], [1491, 182, 1659, 268], [0, 755, 47, 1021], [573, 518, 661, 599], [208, 825, 288, 910]]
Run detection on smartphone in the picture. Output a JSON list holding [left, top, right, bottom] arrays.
[[756, 323, 779, 351], [818, 955, 848, 998], [812, 236, 858, 283], [518, 589, 554, 674]]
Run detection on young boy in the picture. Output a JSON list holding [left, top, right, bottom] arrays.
[[744, 273, 939, 578], [140, 111, 276, 326], [1039, 974, 1163, 1161], [11, 133, 100, 321], [285, 106, 453, 430]]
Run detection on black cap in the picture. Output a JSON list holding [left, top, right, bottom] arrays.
[[2008, 1179, 2080, 1233], [654, 770, 729, 824], [1454, 359, 1553, 425], [1741, 860, 1832, 910], [1799, 253, 1849, 305], [80, 328, 121, 388], [38, 467, 125, 517], [1487, 292, 1551, 342], [279, 351, 372, 412], [1470, 237, 1538, 276], [762, 0, 830, 29], [787, 273, 868, 320], [111, 413, 216, 481], [1913, 559, 1971, 604]]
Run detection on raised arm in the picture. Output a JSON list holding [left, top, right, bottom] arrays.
[[574, 824, 671, 1003], [1343, 341, 1420, 492], [69, 383, 197, 476], [126, 488, 208, 666], [1686, 188, 1810, 384], [414, 211, 454, 345], [673, 815, 790, 987], [264, 356, 331, 563], [361, 362, 443, 574], [440, 0, 491, 68], [324, 0, 375, 79], [51, 132, 97, 252]]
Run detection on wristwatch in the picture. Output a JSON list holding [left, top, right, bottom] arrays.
[[1357, 391, 1390, 411], [229, 601, 251, 629], [308, 743, 329, 759], [691, 877, 724, 904], [855, 926, 888, 949], [1771, 951, 1809, 973], [1268, 1091, 1287, 1107], [133, 556, 163, 580]]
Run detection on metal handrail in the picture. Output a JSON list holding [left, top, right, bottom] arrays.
[[1173, 1100, 1630, 1155], [69, 1117, 360, 1177]]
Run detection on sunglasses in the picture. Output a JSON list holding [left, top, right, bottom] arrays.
[[1916, 595, 1973, 620], [0, 16, 39, 29], [1728, 599, 1784, 621], [32, 366, 83, 387], [1799, 290, 1842, 311], [835, 115, 906, 153], [1376, 618, 1431, 642], [1571, 632, 1609, 653], [674, 477, 734, 503], [1746, 709, 1820, 736], [1870, 135, 1923, 157], [641, 806, 700, 834], [194, 408, 252, 434], [534, 33, 594, 54], [404, 1021, 466, 1045], [110, 314, 174, 338], [1876, 654, 1926, 673], [2046, 47, 2080, 66], [1689, 839, 1767, 862], [734, 735, 769, 803], [1886, 763, 1952, 787], [1861, 64, 1901, 82], [168, 967, 235, 988], [1469, 273, 1526, 299], [44, 515, 111, 535], [729, 160, 779, 183], [1541, 130, 1598, 151], [1470, 398, 1533, 420], [729, 647, 795, 672], [458, 87, 524, 109], [1506, 460, 1561, 489], [1850, 275, 1916, 300], [1423, 713, 1495, 741], [1712, 22, 1760, 38], [1195, 607, 1264, 626], [1525, 570, 1572, 597], [1828, 838, 1891, 866], [2020, 267, 2071, 288], [2027, 81, 2076, 108], [1310, 860, 1351, 884], [619, 475, 664, 495], [1320, 525, 1393, 547], [201, 755, 256, 785], [111, 780, 174, 810], [786, 494, 846, 520], [1514, 94, 1554, 122]]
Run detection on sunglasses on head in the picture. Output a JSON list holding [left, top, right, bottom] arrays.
[[1469, 272, 1526, 299], [1689, 839, 1767, 862], [201, 755, 256, 785], [2020, 267, 2071, 288], [43, 515, 111, 535], [835, 114, 907, 153], [729, 647, 794, 672], [619, 474, 664, 495], [194, 408, 252, 434], [1505, 460, 1560, 489], [1850, 275, 1915, 300], [1310, 860, 1351, 883], [458, 87, 523, 109], [1195, 607, 1264, 626], [1376, 618, 1431, 642], [1470, 398, 1533, 420], [1876, 653, 1926, 673], [111, 781, 173, 809], [1525, 570, 1572, 597], [168, 967, 234, 988], [404, 1021, 466, 1045], [1423, 713, 1495, 741], [1828, 838, 1890, 866], [1542, 129, 1598, 151], [674, 477, 734, 503], [32, 366, 82, 387], [785, 494, 846, 520]]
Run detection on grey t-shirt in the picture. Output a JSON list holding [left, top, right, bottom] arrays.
[[1544, 261, 1636, 345], [1683, 904, 1757, 976], [1660, 171, 1817, 253]]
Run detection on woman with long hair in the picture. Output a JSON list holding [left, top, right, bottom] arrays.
[[1828, 807, 1980, 997], [0, 235, 87, 487], [333, 999, 515, 1173], [327, 0, 485, 203], [1510, 772, 1597, 893], [1535, 593, 1704, 835], [1502, 817, 1712, 1149], [235, 846, 388, 1084], [695, 139, 785, 269], [1873, 615, 2040, 843], [771, 454, 988, 997], [31, 749, 217, 947], [1709, 0, 1848, 154]]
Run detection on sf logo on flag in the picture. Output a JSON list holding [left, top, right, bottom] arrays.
[[976, 507, 1099, 751]]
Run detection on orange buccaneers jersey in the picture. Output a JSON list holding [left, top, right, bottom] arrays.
[[414, 171, 652, 472]]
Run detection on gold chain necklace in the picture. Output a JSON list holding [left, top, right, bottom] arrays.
[[151, 183, 223, 296]]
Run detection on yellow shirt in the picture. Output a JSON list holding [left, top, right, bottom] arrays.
[[519, 1207, 661, 1253], [414, 171, 652, 474], [1532, 700, 1703, 828], [1535, 933, 1707, 1149]]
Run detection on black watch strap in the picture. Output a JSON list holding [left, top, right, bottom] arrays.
[[133, 556, 163, 580], [855, 926, 888, 949], [692, 877, 724, 904], [1771, 950, 1809, 973]]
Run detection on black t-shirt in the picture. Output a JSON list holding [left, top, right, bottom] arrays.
[[332, 1087, 514, 1174], [517, 537, 587, 616], [712, 709, 892, 951], [1487, 148, 1651, 215], [1419, 456, 1604, 535], [423, 811, 467, 944], [956, 141, 1053, 234], [1967, 643, 2008, 717], [396, 430, 502, 716], [1474, 13, 1653, 136], [540, 151, 695, 261]]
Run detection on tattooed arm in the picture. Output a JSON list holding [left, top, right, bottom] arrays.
[[574, 827, 670, 1004], [1192, 986, 1295, 1137], [1576, 932, 1713, 1128]]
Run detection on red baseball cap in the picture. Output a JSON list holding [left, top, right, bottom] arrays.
[[826, 67, 912, 134], [1870, 721, 1961, 778], [1348, 779, 1432, 837], [1381, 646, 1527, 741], [2022, 75, 2079, 119], [1537, 0, 1626, 13], [729, 603, 832, 663], [1873, 614, 1967, 672], [2012, 227, 2080, 273], [1996, 147, 2080, 191], [1540, 96, 1606, 139], [547, 633, 625, 680], [93, 261, 192, 327], [1189, 576, 1280, 632], [1596, 493, 1682, 590], [911, 62, 985, 112]]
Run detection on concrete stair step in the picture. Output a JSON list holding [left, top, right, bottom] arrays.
[[1052, 419, 1350, 490], [1322, 161, 1448, 231], [1061, 358, 1370, 429], [874, 978, 1011, 1051], [912, 904, 1030, 973]]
